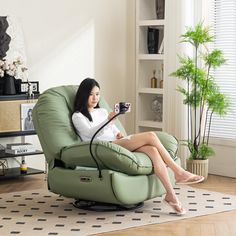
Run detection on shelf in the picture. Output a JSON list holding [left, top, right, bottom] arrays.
[[137, 120, 163, 129], [0, 167, 44, 180], [136, 0, 166, 133], [138, 19, 165, 26], [0, 93, 40, 101], [0, 95, 45, 179], [0, 130, 37, 138], [0, 150, 43, 159], [138, 54, 164, 60], [138, 88, 163, 94]]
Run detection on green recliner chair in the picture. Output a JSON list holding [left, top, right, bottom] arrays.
[[32, 85, 180, 209]]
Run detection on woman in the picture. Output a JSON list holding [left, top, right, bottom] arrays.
[[72, 78, 204, 216]]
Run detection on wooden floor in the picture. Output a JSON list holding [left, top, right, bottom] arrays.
[[0, 174, 236, 236]]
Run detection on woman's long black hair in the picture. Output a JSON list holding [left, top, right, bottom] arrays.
[[74, 78, 100, 121]]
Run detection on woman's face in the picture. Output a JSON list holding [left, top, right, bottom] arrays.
[[87, 86, 100, 111], [28, 109, 33, 119]]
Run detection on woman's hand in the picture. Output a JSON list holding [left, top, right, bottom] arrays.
[[116, 132, 124, 139], [108, 111, 117, 120]]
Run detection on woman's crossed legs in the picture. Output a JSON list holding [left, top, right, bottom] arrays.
[[113, 132, 204, 215]]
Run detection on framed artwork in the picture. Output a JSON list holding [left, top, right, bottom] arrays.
[[20, 81, 39, 94], [21, 103, 36, 131]]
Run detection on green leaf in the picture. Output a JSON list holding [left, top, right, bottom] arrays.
[[204, 49, 226, 68], [198, 144, 215, 159], [181, 22, 213, 47]]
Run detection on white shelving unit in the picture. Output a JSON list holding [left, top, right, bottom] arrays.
[[135, 0, 166, 133]]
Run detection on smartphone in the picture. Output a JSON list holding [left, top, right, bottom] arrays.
[[114, 102, 131, 114]]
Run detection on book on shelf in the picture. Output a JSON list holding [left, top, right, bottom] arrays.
[[5, 147, 36, 155], [6, 143, 34, 150]]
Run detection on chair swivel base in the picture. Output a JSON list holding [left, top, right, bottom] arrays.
[[73, 199, 144, 212]]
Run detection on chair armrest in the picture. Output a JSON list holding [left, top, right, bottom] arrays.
[[60, 140, 153, 175], [156, 131, 178, 160]]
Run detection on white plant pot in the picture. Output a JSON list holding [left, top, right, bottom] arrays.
[[186, 159, 209, 180]]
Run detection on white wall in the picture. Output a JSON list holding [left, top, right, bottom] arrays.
[[124, 0, 135, 134], [1, 0, 131, 99], [164, 0, 195, 167], [0, 0, 136, 170]]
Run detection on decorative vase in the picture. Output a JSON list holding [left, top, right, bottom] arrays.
[[160, 79, 163, 88], [186, 159, 209, 180], [151, 69, 158, 88], [155, 0, 165, 19], [147, 27, 159, 54], [0, 77, 4, 95], [3, 74, 16, 95]]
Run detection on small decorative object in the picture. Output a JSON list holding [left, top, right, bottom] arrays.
[[160, 79, 163, 88], [151, 95, 163, 122], [20, 159, 27, 174], [0, 16, 11, 59], [150, 69, 158, 88], [159, 63, 164, 88], [147, 27, 159, 54], [155, 0, 165, 19], [20, 81, 39, 94], [27, 81, 33, 98], [0, 159, 8, 176]]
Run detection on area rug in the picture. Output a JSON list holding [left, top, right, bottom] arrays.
[[1, 185, 236, 236]]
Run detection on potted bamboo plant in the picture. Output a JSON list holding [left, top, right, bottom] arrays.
[[171, 22, 229, 179]]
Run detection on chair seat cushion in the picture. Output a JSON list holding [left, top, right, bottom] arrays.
[[61, 141, 153, 175], [60, 131, 178, 176]]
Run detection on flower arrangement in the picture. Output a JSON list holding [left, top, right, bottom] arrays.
[[0, 58, 27, 79]]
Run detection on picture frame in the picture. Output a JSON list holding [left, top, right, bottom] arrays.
[[21, 103, 36, 131], [20, 81, 39, 94]]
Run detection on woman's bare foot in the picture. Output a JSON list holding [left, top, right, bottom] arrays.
[[175, 170, 204, 185], [164, 194, 186, 216]]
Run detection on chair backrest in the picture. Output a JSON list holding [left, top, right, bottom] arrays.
[[32, 85, 126, 168]]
